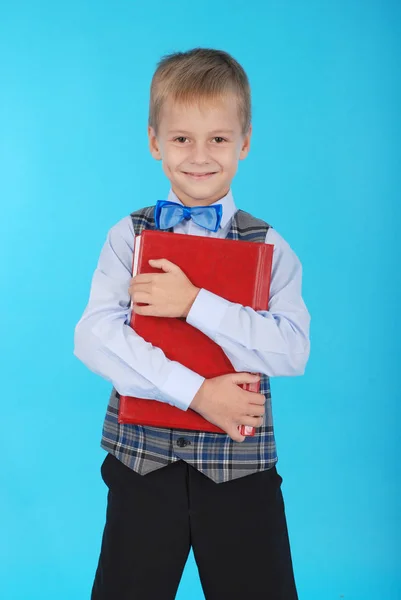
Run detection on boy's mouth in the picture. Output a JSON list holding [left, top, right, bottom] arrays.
[[183, 172, 217, 180]]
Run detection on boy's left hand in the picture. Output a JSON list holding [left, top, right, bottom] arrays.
[[129, 259, 200, 318]]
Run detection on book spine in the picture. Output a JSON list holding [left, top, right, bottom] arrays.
[[238, 380, 261, 436], [130, 234, 142, 311], [254, 245, 271, 311]]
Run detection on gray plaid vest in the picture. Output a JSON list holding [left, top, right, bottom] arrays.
[[100, 205, 278, 483]]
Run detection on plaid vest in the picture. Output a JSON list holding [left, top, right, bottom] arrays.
[[100, 205, 278, 483]]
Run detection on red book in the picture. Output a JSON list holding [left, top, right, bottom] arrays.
[[118, 229, 273, 435]]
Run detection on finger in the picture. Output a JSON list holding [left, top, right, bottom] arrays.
[[132, 303, 157, 316], [130, 282, 151, 293], [230, 372, 260, 385], [245, 392, 266, 405], [132, 292, 152, 303], [133, 273, 157, 284], [246, 405, 265, 417], [242, 415, 264, 427], [230, 429, 246, 443], [148, 258, 178, 273], [240, 393, 265, 408], [224, 423, 246, 442]]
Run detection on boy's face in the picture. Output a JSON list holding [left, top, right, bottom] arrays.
[[148, 93, 251, 206]]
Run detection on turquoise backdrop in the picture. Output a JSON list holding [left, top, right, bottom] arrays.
[[1, 1, 400, 598]]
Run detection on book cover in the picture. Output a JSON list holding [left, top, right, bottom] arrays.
[[118, 229, 273, 436]]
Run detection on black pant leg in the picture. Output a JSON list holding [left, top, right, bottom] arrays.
[[188, 465, 298, 600], [91, 454, 191, 600]]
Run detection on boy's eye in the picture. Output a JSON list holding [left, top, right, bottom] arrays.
[[173, 136, 227, 143]]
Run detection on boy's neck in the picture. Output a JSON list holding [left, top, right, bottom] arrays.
[[172, 187, 230, 207]]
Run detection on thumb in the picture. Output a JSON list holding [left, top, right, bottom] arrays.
[[229, 372, 260, 386], [148, 258, 176, 272]]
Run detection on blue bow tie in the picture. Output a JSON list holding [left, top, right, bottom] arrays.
[[154, 200, 223, 232]]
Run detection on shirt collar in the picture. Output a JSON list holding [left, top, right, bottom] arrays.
[[167, 188, 237, 229]]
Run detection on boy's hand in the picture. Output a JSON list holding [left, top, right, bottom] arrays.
[[129, 259, 200, 318], [190, 373, 266, 442]]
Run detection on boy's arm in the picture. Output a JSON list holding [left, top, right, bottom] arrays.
[[186, 228, 310, 376], [73, 216, 205, 411]]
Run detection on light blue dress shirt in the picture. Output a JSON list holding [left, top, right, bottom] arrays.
[[74, 188, 311, 411]]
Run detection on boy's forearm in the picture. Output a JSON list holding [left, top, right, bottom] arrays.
[[74, 313, 205, 410], [186, 288, 310, 376], [74, 217, 205, 411], [185, 226, 311, 377]]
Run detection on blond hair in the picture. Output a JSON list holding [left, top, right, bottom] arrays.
[[149, 47, 251, 137]]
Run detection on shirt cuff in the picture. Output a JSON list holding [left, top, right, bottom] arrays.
[[186, 288, 230, 339], [159, 362, 205, 411]]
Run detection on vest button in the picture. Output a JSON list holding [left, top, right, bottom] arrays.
[[176, 437, 191, 448]]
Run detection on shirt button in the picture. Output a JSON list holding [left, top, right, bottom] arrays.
[[176, 437, 191, 448]]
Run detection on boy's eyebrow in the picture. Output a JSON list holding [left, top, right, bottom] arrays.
[[167, 129, 235, 135]]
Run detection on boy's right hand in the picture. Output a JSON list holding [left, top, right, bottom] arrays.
[[189, 373, 266, 443]]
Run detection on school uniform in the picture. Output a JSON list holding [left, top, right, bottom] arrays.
[[74, 188, 310, 599]]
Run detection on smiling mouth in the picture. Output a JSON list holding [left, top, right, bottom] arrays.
[[183, 172, 217, 178]]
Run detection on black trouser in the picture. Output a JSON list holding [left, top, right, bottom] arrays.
[[91, 453, 298, 600]]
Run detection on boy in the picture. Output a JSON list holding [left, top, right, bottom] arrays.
[[74, 47, 310, 599]]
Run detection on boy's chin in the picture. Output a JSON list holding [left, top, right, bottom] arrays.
[[172, 178, 230, 204], [175, 190, 224, 206]]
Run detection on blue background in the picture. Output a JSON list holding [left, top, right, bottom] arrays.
[[1, 1, 400, 598]]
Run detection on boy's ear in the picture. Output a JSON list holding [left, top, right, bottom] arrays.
[[239, 124, 252, 160], [148, 125, 162, 160]]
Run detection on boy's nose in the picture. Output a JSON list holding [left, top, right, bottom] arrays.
[[190, 143, 210, 163]]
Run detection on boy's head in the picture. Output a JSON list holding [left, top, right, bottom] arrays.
[[148, 48, 252, 207]]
